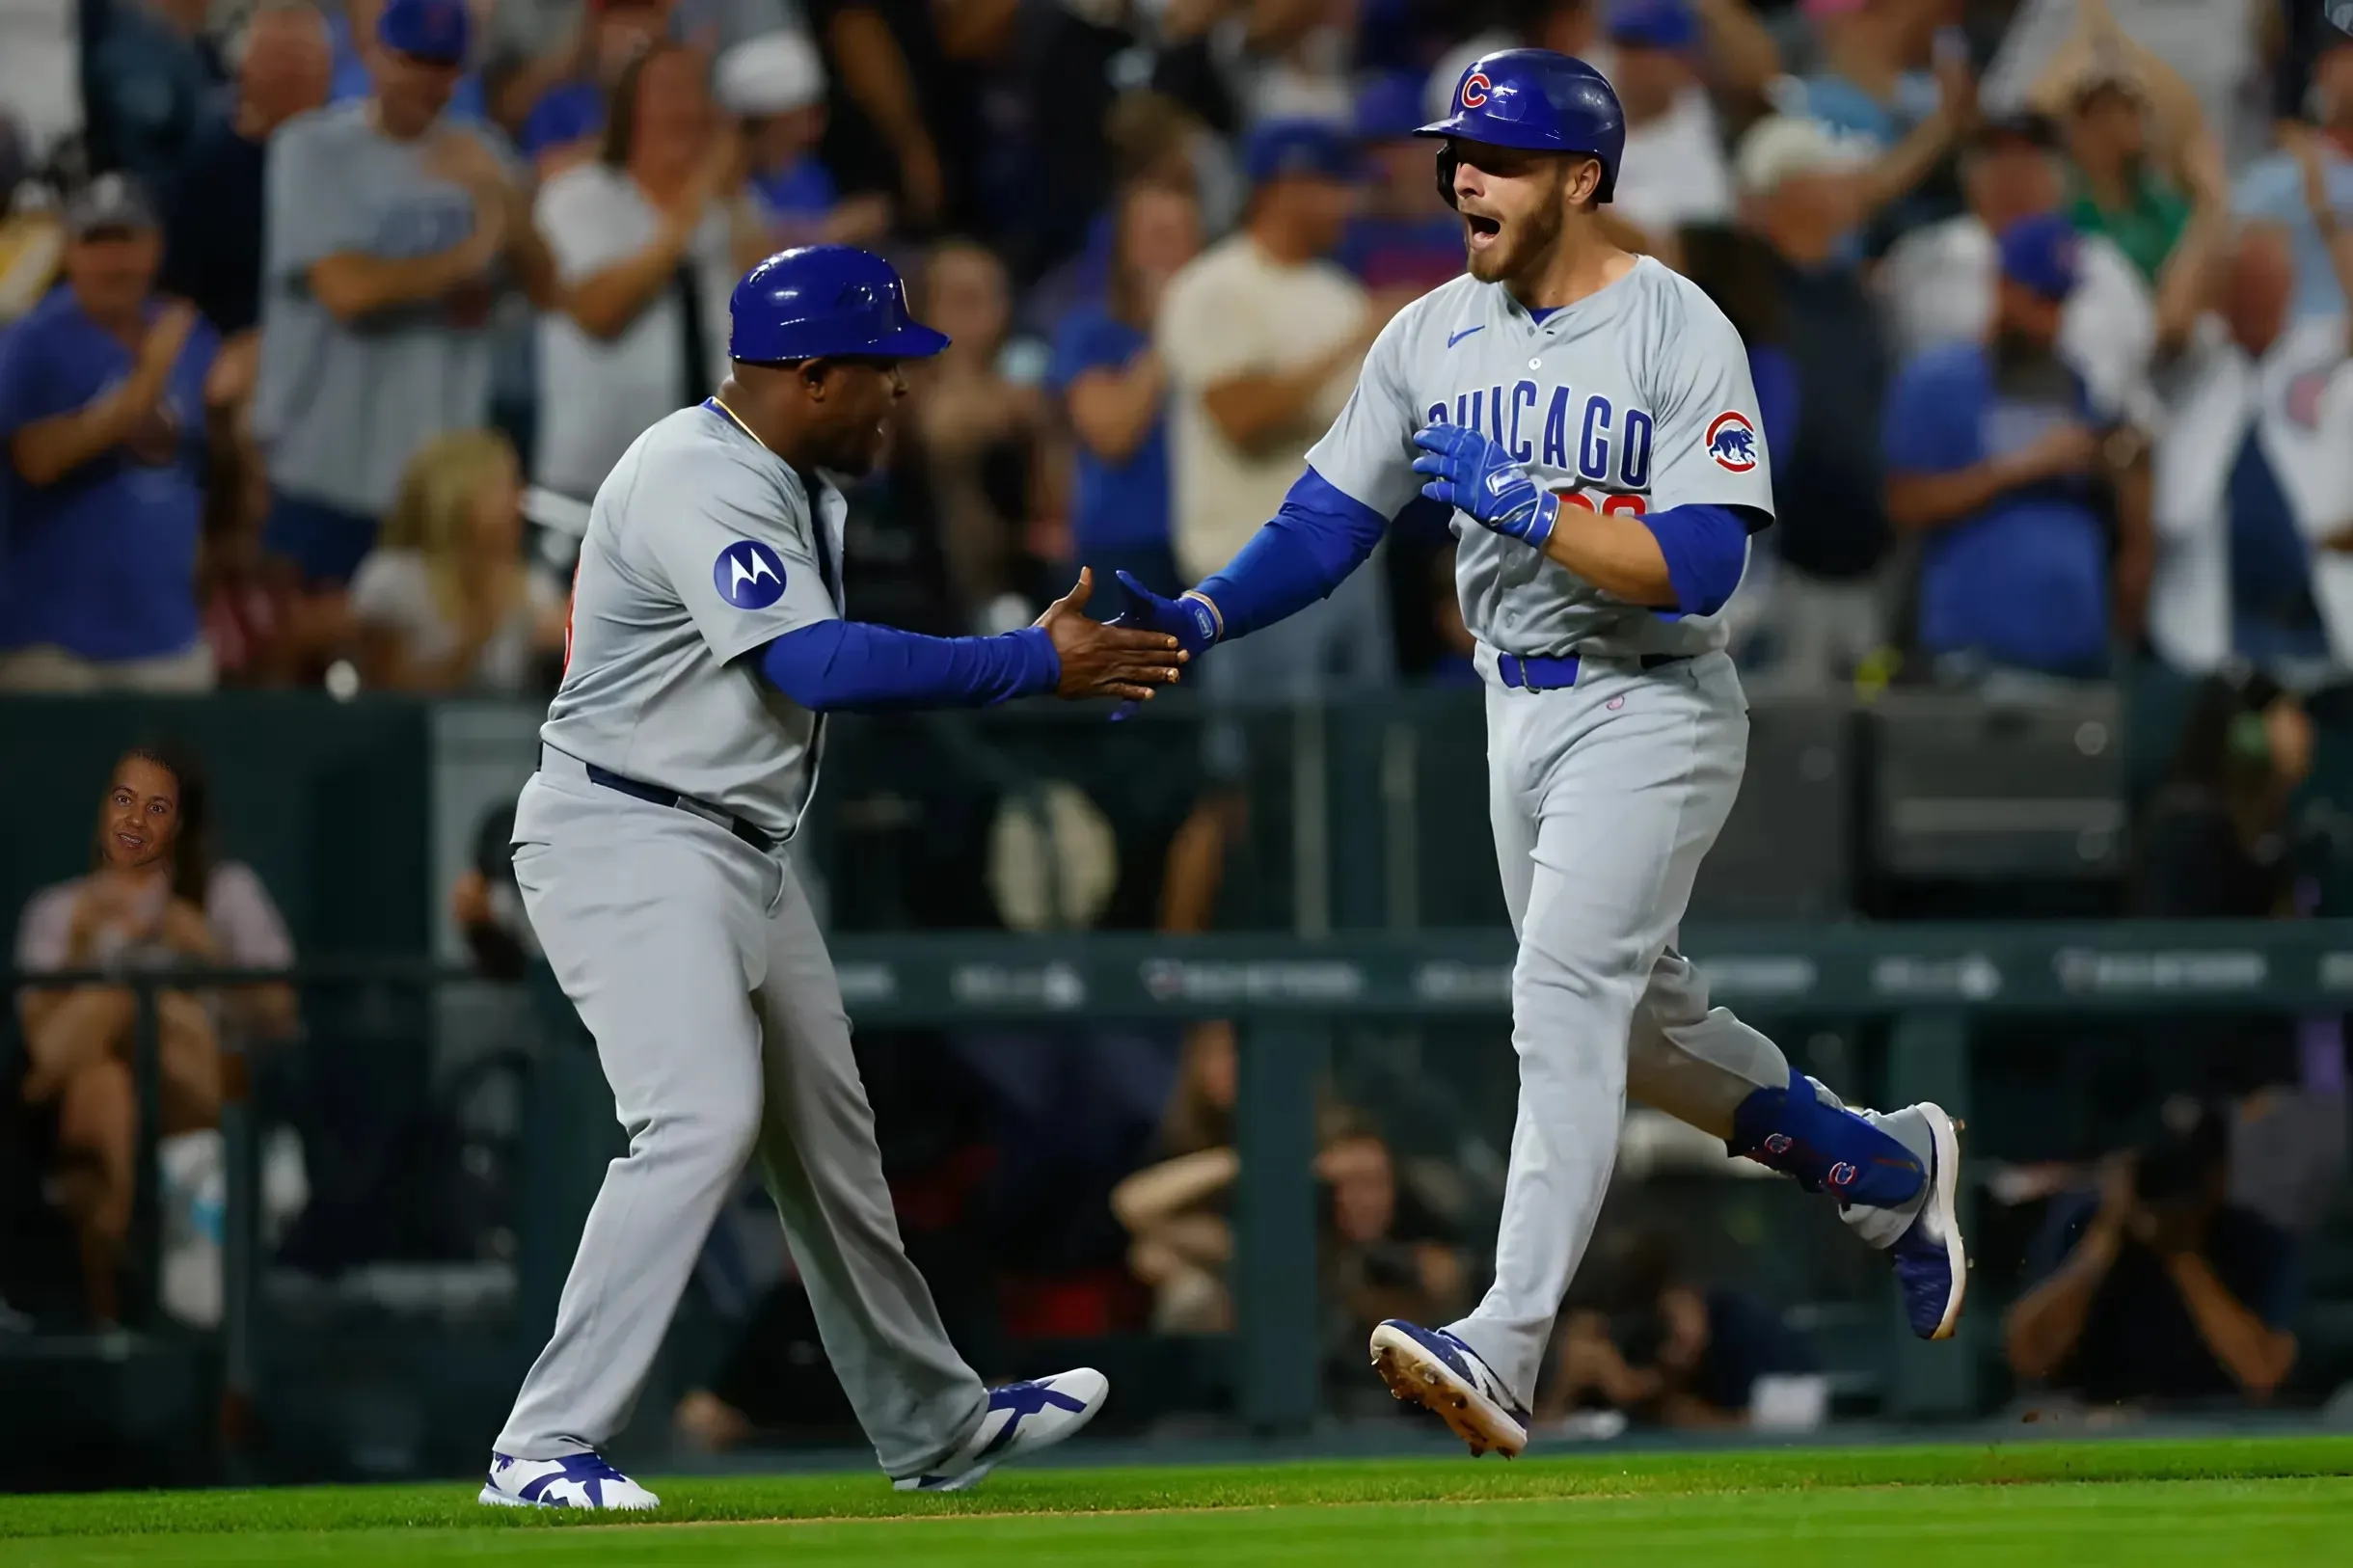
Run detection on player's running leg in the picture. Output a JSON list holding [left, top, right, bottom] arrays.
[[1628, 955, 1966, 1340], [485, 786, 773, 1509], [748, 862, 1106, 1492], [1371, 659, 1741, 1455]]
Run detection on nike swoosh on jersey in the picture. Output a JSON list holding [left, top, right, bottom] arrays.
[[1447, 326, 1485, 348]]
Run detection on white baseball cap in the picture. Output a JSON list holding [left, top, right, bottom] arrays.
[[715, 30, 826, 118], [1733, 114, 1867, 199]]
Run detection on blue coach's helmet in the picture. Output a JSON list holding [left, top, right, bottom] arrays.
[[727, 246, 950, 365], [1417, 48, 1627, 204]]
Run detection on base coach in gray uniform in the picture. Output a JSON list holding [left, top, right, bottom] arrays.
[[481, 247, 1182, 1510]]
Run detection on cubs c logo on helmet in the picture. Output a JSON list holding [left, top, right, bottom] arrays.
[[1459, 70, 1492, 109], [1705, 411, 1759, 473], [715, 539, 788, 609]]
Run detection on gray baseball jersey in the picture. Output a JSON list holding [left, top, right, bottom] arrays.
[[541, 398, 847, 839], [255, 103, 508, 516], [1306, 257, 1773, 659]]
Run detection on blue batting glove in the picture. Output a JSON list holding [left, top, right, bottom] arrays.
[[1106, 571, 1220, 722], [1109, 570, 1220, 657], [1411, 423, 1559, 550]]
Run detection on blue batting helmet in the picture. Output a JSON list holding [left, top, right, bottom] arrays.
[[1417, 49, 1627, 204], [727, 246, 950, 365]]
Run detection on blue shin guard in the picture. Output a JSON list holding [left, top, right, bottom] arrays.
[[1729, 1066, 1928, 1209]]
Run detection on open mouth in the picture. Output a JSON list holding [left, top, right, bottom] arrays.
[[1464, 213, 1502, 247], [114, 831, 146, 852]]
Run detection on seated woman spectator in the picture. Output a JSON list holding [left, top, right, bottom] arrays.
[[348, 430, 566, 693], [14, 745, 296, 1324], [1049, 176, 1201, 601], [1111, 1020, 1237, 1333], [1316, 1120, 1463, 1351], [1112, 1026, 1460, 1347], [2005, 1101, 2298, 1407]]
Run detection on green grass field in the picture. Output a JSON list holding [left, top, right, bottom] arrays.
[[4, 1438, 2349, 1566]]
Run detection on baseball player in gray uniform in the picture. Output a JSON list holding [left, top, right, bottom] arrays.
[[1114, 51, 1967, 1458], [481, 246, 1183, 1509]]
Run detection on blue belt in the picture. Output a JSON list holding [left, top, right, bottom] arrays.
[[581, 762, 777, 852], [1497, 652, 1689, 691]]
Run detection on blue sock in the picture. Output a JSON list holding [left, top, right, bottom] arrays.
[[1729, 1065, 1927, 1209]]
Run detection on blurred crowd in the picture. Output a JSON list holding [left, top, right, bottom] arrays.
[[0, 0, 2345, 698]]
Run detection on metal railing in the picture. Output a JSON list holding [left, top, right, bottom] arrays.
[[9, 918, 2350, 1463]]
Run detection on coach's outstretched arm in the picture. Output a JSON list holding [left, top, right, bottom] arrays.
[[1112, 313, 1426, 652], [758, 570, 1185, 712]]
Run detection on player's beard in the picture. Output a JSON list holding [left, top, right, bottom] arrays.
[[1466, 193, 1567, 285]]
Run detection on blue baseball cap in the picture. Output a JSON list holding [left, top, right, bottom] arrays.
[[377, 0, 472, 66], [1997, 213, 2083, 302], [1607, 0, 1700, 51], [1243, 119, 1361, 187], [1354, 72, 1428, 143]]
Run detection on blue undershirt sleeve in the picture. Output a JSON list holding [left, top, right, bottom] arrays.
[[1192, 466, 1390, 640], [756, 622, 1061, 713], [1641, 503, 1756, 618]]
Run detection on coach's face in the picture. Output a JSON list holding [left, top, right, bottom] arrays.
[[807, 358, 909, 474], [1447, 140, 1596, 284]]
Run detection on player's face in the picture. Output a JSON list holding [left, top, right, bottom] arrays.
[[1447, 141, 1592, 284], [810, 358, 909, 474], [99, 756, 180, 873]]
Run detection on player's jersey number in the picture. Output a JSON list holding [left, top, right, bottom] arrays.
[[1554, 488, 1648, 518]]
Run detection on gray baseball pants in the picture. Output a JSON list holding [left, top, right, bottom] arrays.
[[493, 768, 985, 1475], [1442, 651, 1888, 1406]]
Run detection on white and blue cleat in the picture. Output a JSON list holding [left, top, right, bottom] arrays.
[[1883, 1102, 1968, 1340], [893, 1367, 1109, 1493], [1368, 1319, 1530, 1458], [479, 1450, 660, 1510]]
